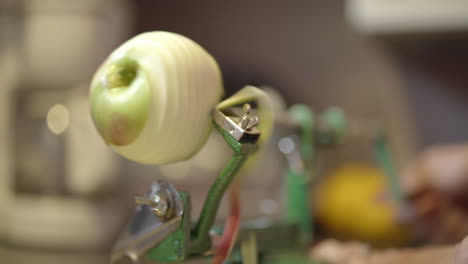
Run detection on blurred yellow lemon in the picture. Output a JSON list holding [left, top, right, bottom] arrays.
[[315, 163, 409, 247]]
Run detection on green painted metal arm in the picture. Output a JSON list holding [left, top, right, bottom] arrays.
[[189, 123, 259, 255], [374, 132, 406, 206], [285, 105, 315, 245], [284, 105, 347, 245], [285, 169, 312, 245], [288, 105, 315, 174]]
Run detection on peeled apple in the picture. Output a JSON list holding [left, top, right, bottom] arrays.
[[89, 31, 223, 164]]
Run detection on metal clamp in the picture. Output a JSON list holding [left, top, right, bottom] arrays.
[[213, 103, 260, 143], [111, 180, 184, 264]]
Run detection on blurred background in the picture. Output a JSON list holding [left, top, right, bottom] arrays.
[[2, 0, 468, 263]]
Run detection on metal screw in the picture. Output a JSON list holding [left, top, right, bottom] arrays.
[[278, 137, 295, 155], [238, 104, 259, 131], [119, 252, 138, 264], [135, 191, 169, 218]]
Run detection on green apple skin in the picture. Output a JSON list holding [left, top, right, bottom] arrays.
[[90, 57, 151, 146]]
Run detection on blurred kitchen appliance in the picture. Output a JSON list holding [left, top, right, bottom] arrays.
[[347, 0, 468, 34], [0, 0, 134, 263]]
